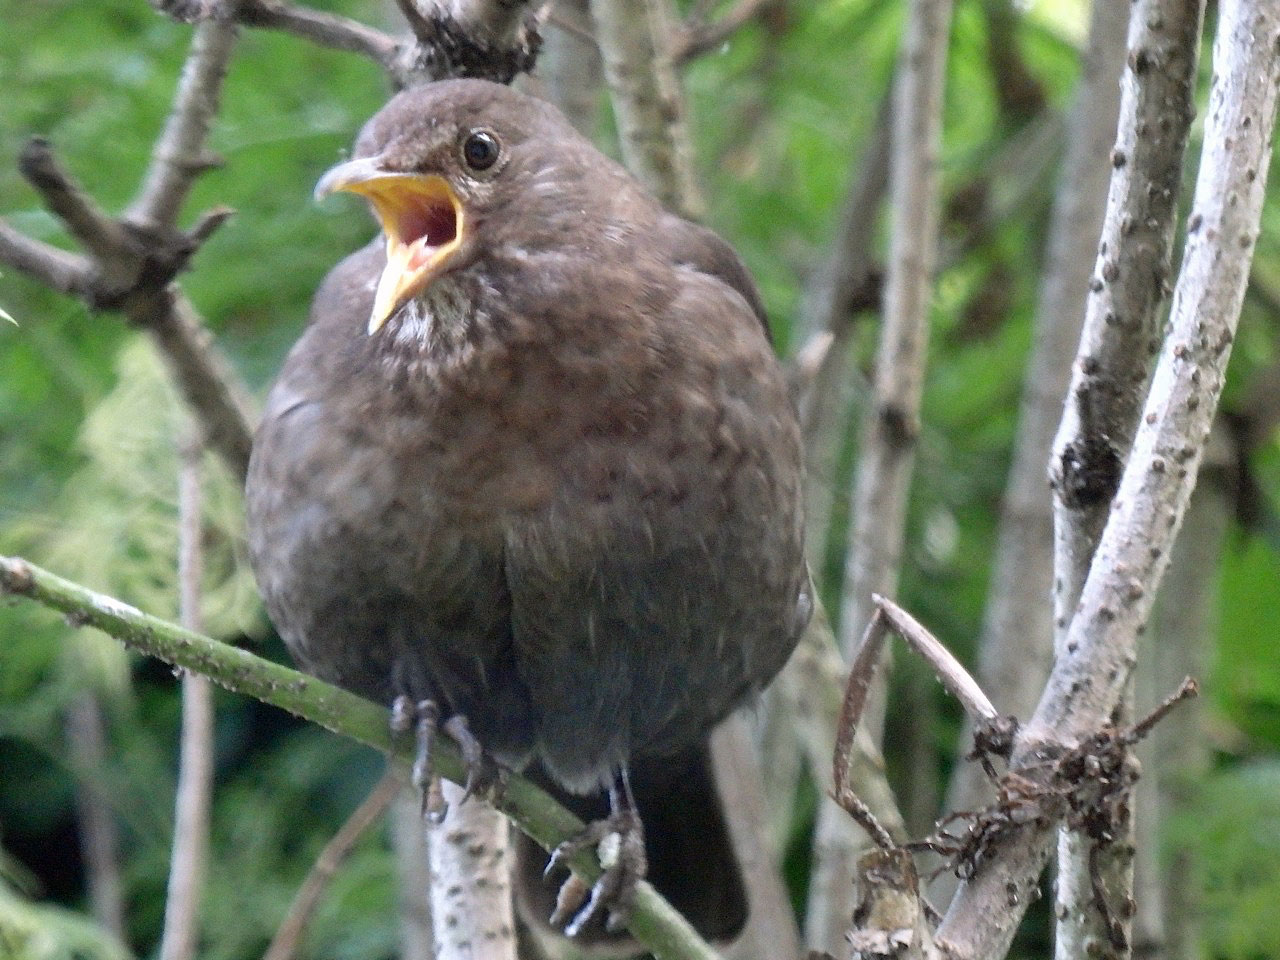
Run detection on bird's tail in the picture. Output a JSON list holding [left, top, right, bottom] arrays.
[[513, 742, 748, 956]]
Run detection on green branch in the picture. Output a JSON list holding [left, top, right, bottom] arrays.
[[0, 555, 721, 960]]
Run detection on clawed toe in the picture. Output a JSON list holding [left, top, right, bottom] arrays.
[[391, 696, 497, 821], [545, 774, 647, 936]]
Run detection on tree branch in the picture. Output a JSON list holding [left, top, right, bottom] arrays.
[[264, 774, 401, 960], [673, 0, 775, 64], [130, 16, 239, 229], [1046, 1, 1205, 953], [589, 0, 702, 219], [937, 2, 1279, 954], [158, 436, 214, 960], [808, 0, 953, 949], [0, 219, 95, 297], [938, 0, 1128, 905], [235, 0, 405, 76], [0, 554, 725, 960], [1050, 0, 1205, 637]]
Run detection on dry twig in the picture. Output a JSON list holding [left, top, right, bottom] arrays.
[[264, 774, 401, 960]]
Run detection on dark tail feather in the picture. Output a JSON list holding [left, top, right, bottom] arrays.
[[513, 743, 748, 954]]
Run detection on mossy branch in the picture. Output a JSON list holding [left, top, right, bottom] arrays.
[[0, 554, 722, 960]]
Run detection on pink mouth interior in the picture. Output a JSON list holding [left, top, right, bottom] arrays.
[[398, 198, 457, 260]]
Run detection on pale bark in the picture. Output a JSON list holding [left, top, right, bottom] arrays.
[[588, 0, 702, 219], [937, 0, 1128, 907], [938, 4, 1279, 954], [710, 714, 803, 960], [808, 0, 953, 949], [1142, 430, 1232, 960], [536, 0, 602, 137], [392, 789, 436, 960], [1048, 1, 1206, 954], [429, 783, 518, 960], [66, 694, 126, 942], [159, 438, 214, 960], [1049, 0, 1206, 641]]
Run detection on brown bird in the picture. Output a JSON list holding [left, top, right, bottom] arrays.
[[244, 78, 810, 944]]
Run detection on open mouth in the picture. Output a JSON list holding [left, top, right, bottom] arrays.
[[314, 161, 465, 333]]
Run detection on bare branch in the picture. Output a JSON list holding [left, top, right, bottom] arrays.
[[265, 774, 400, 960], [428, 780, 517, 960], [874, 596, 998, 724], [391, 789, 436, 960], [589, 0, 702, 219], [810, 2, 953, 948], [536, 0, 603, 137], [235, 0, 404, 73], [673, 0, 774, 64], [939, 0, 1128, 904], [130, 19, 239, 229], [838, 0, 953, 661], [159, 436, 214, 960], [141, 289, 257, 482], [708, 715, 804, 960], [18, 139, 136, 271], [0, 220, 95, 297], [1050, 0, 1206, 637], [1047, 1, 1205, 953], [937, 2, 1279, 954]]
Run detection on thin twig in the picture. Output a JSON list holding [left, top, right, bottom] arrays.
[[673, 0, 773, 64], [833, 608, 890, 800], [1124, 677, 1197, 745], [874, 595, 998, 723], [264, 773, 401, 960], [0, 220, 95, 296], [236, 0, 403, 71], [159, 434, 214, 960]]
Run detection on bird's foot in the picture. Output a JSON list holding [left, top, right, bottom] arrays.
[[391, 696, 500, 822], [545, 775, 647, 936]]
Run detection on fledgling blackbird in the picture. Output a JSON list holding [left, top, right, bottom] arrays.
[[244, 79, 810, 945]]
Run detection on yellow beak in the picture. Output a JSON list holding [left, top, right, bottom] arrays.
[[315, 158, 465, 334]]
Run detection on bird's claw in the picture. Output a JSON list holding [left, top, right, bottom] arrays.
[[391, 696, 495, 822], [546, 808, 646, 936]]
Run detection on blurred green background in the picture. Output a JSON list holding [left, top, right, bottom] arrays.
[[1, 0, 1278, 957]]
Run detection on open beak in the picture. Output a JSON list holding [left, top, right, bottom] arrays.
[[315, 157, 465, 334]]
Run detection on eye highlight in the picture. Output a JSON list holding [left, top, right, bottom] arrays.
[[462, 131, 500, 171]]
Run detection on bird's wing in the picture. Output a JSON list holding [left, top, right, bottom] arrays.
[[661, 213, 772, 340]]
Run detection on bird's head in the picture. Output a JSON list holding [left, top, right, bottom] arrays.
[[314, 79, 598, 335]]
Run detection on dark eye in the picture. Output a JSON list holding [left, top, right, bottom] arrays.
[[462, 131, 499, 171]]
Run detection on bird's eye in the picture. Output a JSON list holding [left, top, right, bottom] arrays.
[[462, 131, 500, 171]]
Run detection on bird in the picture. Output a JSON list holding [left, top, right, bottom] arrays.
[[244, 78, 810, 946]]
